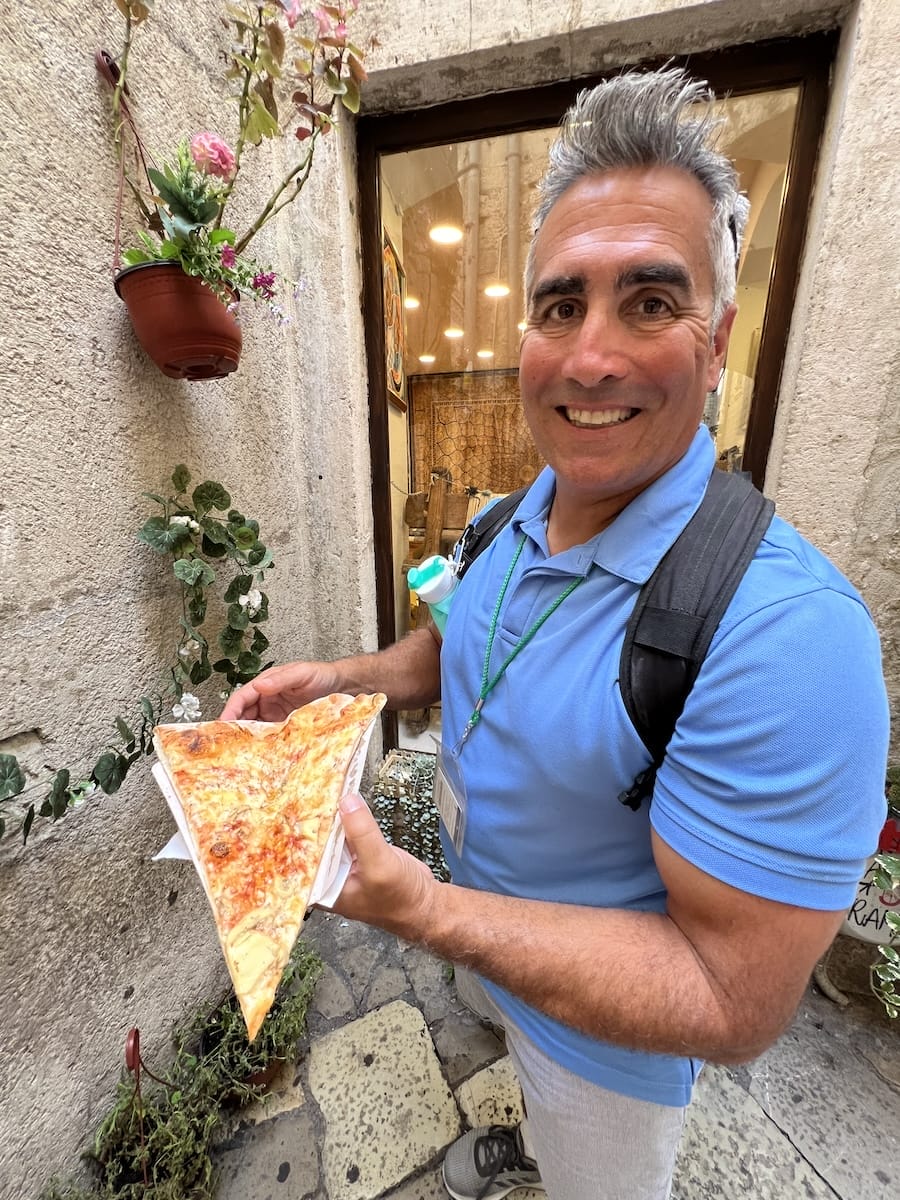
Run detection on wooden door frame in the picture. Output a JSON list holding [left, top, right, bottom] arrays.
[[357, 31, 838, 747]]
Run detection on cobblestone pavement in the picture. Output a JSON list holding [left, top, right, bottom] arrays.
[[212, 914, 900, 1200]]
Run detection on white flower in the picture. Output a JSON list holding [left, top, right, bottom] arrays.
[[238, 587, 263, 617], [178, 639, 203, 663], [172, 692, 202, 722], [170, 515, 200, 533]]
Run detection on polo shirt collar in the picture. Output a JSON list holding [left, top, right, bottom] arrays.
[[511, 425, 716, 585]]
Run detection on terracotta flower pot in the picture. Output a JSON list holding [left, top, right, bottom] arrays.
[[114, 261, 241, 381]]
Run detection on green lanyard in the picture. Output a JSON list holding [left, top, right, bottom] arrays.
[[455, 534, 584, 749]]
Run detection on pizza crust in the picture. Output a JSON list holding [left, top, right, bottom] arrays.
[[153, 692, 386, 1039]]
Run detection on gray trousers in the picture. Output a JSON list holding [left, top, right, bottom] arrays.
[[455, 968, 686, 1200]]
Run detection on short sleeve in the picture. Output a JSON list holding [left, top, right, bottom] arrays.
[[650, 585, 889, 909]]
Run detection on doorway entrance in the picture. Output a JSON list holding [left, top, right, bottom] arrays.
[[357, 34, 836, 748]]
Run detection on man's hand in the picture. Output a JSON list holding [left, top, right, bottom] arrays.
[[220, 661, 341, 720], [328, 793, 438, 938]]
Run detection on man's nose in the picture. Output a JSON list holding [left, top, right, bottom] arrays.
[[562, 310, 629, 388]]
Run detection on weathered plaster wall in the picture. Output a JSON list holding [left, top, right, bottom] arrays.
[[2, 0, 898, 1192], [0, 1, 374, 1193], [765, 0, 900, 726]]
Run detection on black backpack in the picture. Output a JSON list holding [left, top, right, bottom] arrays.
[[452, 468, 775, 810]]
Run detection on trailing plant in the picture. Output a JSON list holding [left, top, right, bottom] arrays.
[[103, 0, 367, 318], [871, 769, 900, 1017], [41, 941, 322, 1200], [0, 465, 274, 844]]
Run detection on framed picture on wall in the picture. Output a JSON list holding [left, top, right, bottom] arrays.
[[382, 231, 406, 411]]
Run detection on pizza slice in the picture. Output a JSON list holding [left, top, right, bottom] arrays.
[[153, 691, 386, 1040]]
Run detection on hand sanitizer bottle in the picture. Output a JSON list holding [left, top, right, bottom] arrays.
[[407, 556, 459, 635]]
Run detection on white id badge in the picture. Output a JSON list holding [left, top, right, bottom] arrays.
[[433, 737, 467, 855]]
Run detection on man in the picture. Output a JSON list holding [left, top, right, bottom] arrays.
[[223, 69, 889, 1200]]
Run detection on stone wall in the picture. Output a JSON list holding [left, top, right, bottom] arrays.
[[1, 0, 897, 1194], [0, 2, 375, 1193]]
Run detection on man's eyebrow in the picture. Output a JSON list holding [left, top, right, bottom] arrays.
[[615, 263, 693, 293], [529, 275, 585, 305]]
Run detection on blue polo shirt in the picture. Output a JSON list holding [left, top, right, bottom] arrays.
[[439, 425, 888, 1106]]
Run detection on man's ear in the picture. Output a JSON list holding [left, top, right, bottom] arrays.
[[707, 302, 738, 392]]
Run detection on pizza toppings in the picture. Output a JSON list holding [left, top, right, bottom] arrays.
[[153, 691, 386, 1039]]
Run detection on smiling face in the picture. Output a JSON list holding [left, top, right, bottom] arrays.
[[519, 166, 736, 541]]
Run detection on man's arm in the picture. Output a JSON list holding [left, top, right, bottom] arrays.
[[333, 798, 843, 1064], [221, 627, 442, 720]]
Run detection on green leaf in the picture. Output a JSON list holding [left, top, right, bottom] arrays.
[[224, 574, 255, 603], [340, 76, 361, 113], [190, 658, 212, 686], [201, 534, 228, 559], [193, 481, 232, 516], [138, 515, 191, 554], [219, 626, 244, 656], [237, 651, 261, 675], [250, 627, 270, 654], [227, 509, 245, 523], [140, 696, 156, 722], [172, 464, 191, 493], [248, 545, 273, 570], [173, 557, 205, 586], [243, 95, 281, 144], [0, 754, 26, 800], [227, 603, 249, 631], [188, 594, 208, 626], [115, 717, 136, 750], [141, 491, 167, 505], [92, 753, 130, 796], [122, 247, 154, 266], [173, 558, 215, 588], [22, 805, 34, 843], [323, 66, 346, 94], [253, 593, 270, 621], [232, 525, 257, 551], [209, 229, 235, 246], [200, 517, 230, 546], [212, 657, 235, 674], [49, 770, 71, 819]]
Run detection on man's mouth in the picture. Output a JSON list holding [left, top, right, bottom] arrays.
[[561, 406, 638, 429]]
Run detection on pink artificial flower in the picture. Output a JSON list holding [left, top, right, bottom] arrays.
[[190, 132, 236, 180], [335, 20, 347, 37], [314, 6, 332, 36], [284, 0, 305, 28], [252, 271, 277, 300], [220, 245, 236, 269]]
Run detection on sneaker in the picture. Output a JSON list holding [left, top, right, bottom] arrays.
[[442, 1124, 544, 1200]]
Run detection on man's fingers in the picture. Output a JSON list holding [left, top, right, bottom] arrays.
[[339, 793, 386, 862], [220, 682, 259, 720]]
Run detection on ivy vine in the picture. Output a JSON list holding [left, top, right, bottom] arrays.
[[0, 466, 275, 844]]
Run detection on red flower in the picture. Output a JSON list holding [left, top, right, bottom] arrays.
[[252, 271, 277, 300], [878, 817, 900, 854]]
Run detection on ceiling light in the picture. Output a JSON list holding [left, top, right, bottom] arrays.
[[484, 283, 510, 298], [418, 354, 436, 364], [444, 327, 464, 339], [476, 349, 494, 359], [404, 296, 420, 310], [517, 320, 527, 331], [429, 224, 463, 245]]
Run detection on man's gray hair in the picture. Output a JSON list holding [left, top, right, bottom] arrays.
[[526, 68, 750, 325]]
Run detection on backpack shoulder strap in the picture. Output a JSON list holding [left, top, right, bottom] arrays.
[[617, 469, 775, 810], [454, 488, 528, 578]]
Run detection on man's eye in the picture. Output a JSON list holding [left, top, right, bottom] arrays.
[[545, 299, 578, 321], [637, 296, 672, 317]]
